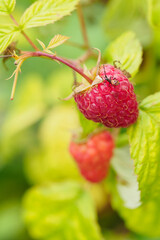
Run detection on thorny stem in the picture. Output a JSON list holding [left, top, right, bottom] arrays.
[[9, 14, 39, 51], [77, 4, 90, 48]]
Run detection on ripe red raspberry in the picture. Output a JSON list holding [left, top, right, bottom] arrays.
[[69, 131, 114, 183], [74, 64, 139, 128]]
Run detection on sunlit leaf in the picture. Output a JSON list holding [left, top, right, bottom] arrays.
[[23, 182, 102, 240], [0, 0, 16, 15], [0, 24, 19, 53], [128, 92, 160, 202], [102, 0, 152, 47], [20, 0, 79, 29], [148, 0, 160, 28], [111, 180, 160, 238], [0, 74, 46, 164], [24, 105, 81, 184], [0, 201, 23, 240], [47, 34, 69, 50], [111, 146, 141, 209], [104, 31, 142, 77], [37, 38, 46, 50], [78, 111, 101, 139], [2, 74, 46, 137]]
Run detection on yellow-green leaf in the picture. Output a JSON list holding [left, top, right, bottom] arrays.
[[47, 34, 69, 50], [23, 182, 102, 240], [24, 105, 81, 183], [102, 0, 152, 47], [104, 31, 143, 77], [20, 0, 79, 29], [128, 92, 160, 202], [0, 24, 19, 53], [111, 179, 160, 238], [0, 0, 16, 15], [111, 146, 141, 209], [37, 38, 46, 50], [148, 0, 160, 28]]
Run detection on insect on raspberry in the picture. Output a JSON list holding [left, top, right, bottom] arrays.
[[113, 60, 131, 78], [103, 64, 120, 86]]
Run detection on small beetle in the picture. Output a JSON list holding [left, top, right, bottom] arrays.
[[103, 64, 120, 86]]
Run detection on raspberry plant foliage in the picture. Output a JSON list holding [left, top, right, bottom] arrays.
[[23, 182, 102, 240], [128, 92, 160, 202], [1, 0, 160, 239], [102, 0, 152, 47], [104, 31, 143, 77], [0, 0, 15, 14], [149, 0, 160, 28]]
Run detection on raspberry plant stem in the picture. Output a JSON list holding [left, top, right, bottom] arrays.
[[77, 4, 90, 48], [9, 14, 39, 51], [76, 49, 94, 64], [28, 51, 93, 84], [65, 41, 88, 50]]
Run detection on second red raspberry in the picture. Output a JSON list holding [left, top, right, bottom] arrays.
[[69, 131, 114, 183]]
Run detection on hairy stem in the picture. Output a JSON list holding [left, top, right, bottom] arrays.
[[28, 51, 93, 83], [77, 4, 90, 48], [9, 14, 39, 51]]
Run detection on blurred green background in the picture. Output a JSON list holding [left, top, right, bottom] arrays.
[[0, 0, 160, 239]]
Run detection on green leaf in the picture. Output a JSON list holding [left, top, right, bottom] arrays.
[[111, 146, 141, 209], [148, 0, 160, 28], [23, 182, 102, 240], [111, 179, 160, 237], [0, 0, 16, 15], [37, 38, 46, 50], [0, 201, 23, 240], [0, 24, 19, 53], [20, 0, 79, 29], [2, 74, 46, 138], [47, 34, 69, 50], [24, 105, 81, 184], [107, 147, 160, 237], [128, 92, 160, 202], [0, 74, 46, 162], [102, 0, 152, 47], [104, 31, 142, 77], [140, 91, 160, 122], [78, 110, 101, 139], [37, 35, 69, 53]]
